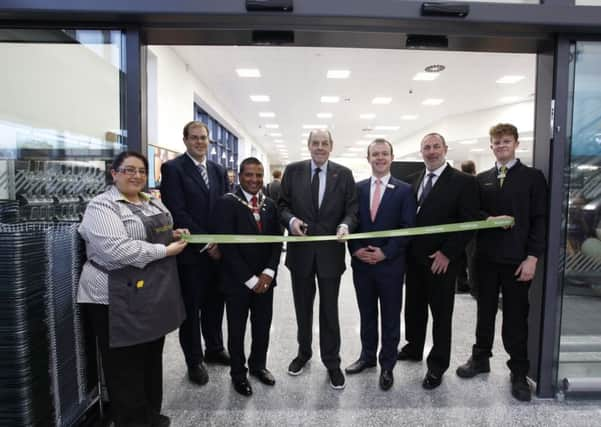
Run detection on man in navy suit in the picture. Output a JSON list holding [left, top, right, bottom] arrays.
[[346, 139, 416, 390], [214, 157, 282, 397], [160, 121, 230, 386], [397, 132, 479, 389]]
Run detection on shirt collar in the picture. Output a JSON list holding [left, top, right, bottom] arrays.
[[311, 160, 328, 173], [108, 185, 152, 203], [496, 158, 518, 171], [186, 152, 207, 169], [426, 162, 448, 177], [371, 174, 391, 187], [241, 188, 260, 203]]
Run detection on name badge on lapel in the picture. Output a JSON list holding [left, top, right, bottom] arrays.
[[387, 184, 395, 189]]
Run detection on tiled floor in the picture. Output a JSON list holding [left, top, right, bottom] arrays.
[[161, 255, 601, 426]]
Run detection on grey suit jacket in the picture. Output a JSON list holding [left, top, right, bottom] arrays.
[[279, 159, 358, 277]]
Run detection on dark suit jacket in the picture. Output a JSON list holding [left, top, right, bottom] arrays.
[[408, 164, 479, 266], [476, 160, 547, 265], [279, 159, 358, 277], [160, 153, 228, 264], [349, 176, 416, 273], [214, 190, 282, 293], [265, 180, 282, 204]]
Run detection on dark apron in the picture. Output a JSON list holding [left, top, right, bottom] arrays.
[[100, 201, 186, 348]]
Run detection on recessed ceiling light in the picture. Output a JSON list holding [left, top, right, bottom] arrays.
[[422, 98, 444, 106], [413, 72, 439, 81], [499, 96, 523, 103], [259, 112, 275, 118], [236, 68, 261, 78], [269, 133, 282, 137], [365, 134, 387, 138], [320, 96, 340, 103], [327, 70, 351, 79], [317, 113, 333, 119], [496, 75, 525, 84], [372, 97, 392, 105], [458, 139, 478, 145], [360, 113, 376, 119], [250, 95, 270, 102], [375, 125, 400, 131], [424, 64, 445, 73], [302, 124, 328, 129], [470, 148, 485, 152], [264, 124, 279, 129], [401, 114, 419, 120]]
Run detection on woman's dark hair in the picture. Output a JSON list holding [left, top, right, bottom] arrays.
[[111, 151, 149, 172]]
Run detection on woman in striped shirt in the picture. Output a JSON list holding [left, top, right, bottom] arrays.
[[78, 151, 188, 427]]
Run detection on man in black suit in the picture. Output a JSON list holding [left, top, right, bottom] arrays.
[[265, 169, 282, 203], [279, 129, 358, 389], [398, 132, 479, 389], [456, 123, 547, 402], [160, 120, 230, 386], [214, 157, 282, 397], [346, 139, 416, 391]]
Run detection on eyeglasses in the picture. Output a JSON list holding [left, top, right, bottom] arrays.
[[118, 166, 147, 176], [187, 135, 209, 142]]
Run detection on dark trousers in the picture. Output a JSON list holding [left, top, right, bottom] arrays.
[[225, 287, 274, 381], [353, 267, 403, 370], [291, 271, 342, 369], [403, 260, 457, 376], [83, 303, 164, 427], [473, 258, 530, 376], [178, 262, 225, 368]]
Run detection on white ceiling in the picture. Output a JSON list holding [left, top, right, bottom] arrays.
[[172, 45, 536, 177]]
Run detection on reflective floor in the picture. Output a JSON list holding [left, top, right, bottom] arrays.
[[161, 255, 601, 426]]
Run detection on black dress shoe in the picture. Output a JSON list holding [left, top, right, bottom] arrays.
[[287, 356, 309, 376], [379, 369, 394, 391], [328, 367, 346, 390], [456, 356, 490, 378], [510, 374, 532, 402], [151, 413, 171, 427], [422, 371, 442, 390], [345, 359, 377, 375], [232, 377, 253, 396], [204, 350, 231, 366], [397, 349, 423, 362], [250, 368, 276, 386], [188, 363, 209, 386]]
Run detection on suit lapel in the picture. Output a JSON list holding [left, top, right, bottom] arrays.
[[374, 179, 394, 222], [182, 154, 209, 194]]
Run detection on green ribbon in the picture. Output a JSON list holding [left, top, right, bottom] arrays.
[[181, 218, 514, 244]]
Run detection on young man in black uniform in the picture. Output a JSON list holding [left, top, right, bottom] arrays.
[[456, 123, 547, 402]]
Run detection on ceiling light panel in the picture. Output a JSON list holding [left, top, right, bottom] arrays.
[[496, 75, 525, 84], [327, 70, 351, 79], [302, 124, 328, 129], [250, 95, 270, 102], [269, 132, 282, 137], [317, 113, 333, 119], [236, 68, 261, 78], [320, 96, 340, 103], [365, 134, 387, 138], [265, 124, 279, 129], [422, 98, 444, 106], [413, 72, 439, 81], [375, 125, 400, 131], [259, 112, 275, 118], [372, 97, 392, 105]]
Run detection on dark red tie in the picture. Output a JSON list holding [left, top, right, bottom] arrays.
[[251, 195, 262, 232]]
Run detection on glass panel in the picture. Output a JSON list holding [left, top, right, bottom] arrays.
[[0, 29, 125, 222], [558, 41, 601, 392], [576, 0, 601, 5]]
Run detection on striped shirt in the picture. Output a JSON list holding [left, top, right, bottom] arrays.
[[77, 185, 169, 305]]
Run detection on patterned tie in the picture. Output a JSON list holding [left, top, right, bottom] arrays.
[[418, 172, 435, 205], [251, 195, 262, 232], [370, 178, 382, 222], [311, 167, 321, 211], [499, 165, 508, 188], [199, 164, 210, 189]]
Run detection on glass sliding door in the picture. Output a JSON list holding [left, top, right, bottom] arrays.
[[558, 41, 601, 395]]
